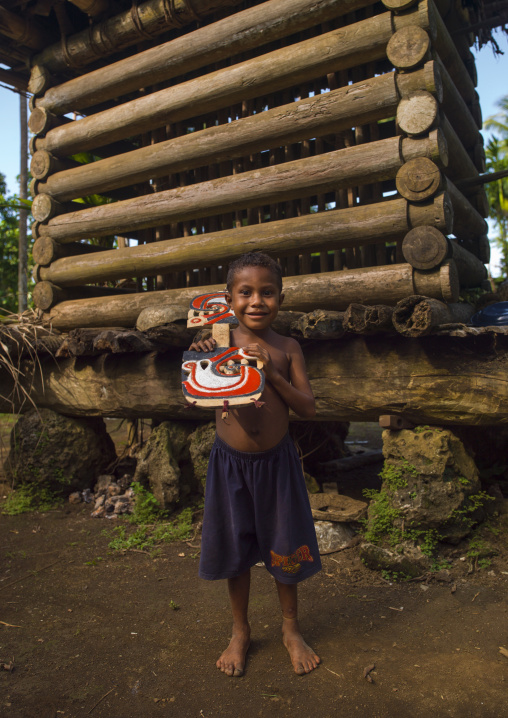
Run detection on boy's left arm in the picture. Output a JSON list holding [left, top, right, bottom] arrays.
[[245, 340, 316, 418]]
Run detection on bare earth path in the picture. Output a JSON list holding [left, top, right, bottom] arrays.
[[1, 505, 507, 718]]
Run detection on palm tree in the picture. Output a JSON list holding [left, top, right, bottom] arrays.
[[484, 97, 508, 278]]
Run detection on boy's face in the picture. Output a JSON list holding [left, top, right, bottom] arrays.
[[226, 265, 284, 332]]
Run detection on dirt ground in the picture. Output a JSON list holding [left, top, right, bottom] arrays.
[[1, 422, 508, 718]]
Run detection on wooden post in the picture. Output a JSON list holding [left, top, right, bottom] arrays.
[[35, 135, 448, 243], [35, 67, 442, 202], [37, 194, 452, 286]]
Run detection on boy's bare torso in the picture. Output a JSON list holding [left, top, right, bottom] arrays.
[[215, 328, 292, 453]]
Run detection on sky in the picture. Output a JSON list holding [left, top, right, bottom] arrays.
[[1, 30, 508, 274]]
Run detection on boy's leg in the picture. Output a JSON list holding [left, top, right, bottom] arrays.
[[275, 579, 320, 675], [217, 568, 251, 677]]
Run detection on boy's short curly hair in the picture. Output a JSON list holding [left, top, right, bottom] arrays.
[[226, 252, 283, 293]]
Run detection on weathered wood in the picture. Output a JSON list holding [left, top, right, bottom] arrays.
[[33, 282, 136, 311], [445, 178, 488, 239], [291, 310, 346, 340], [27, 65, 52, 96], [436, 57, 482, 150], [386, 26, 431, 70], [28, 108, 72, 137], [402, 228, 486, 286], [36, 3, 434, 157], [392, 295, 475, 337], [32, 237, 111, 267], [0, 6, 49, 49], [35, 0, 374, 115], [56, 328, 129, 358], [402, 226, 449, 269], [35, 67, 442, 202], [439, 113, 480, 180], [396, 90, 439, 135], [31, 195, 84, 223], [37, 193, 452, 286], [36, 135, 448, 243], [343, 304, 394, 334], [30, 150, 80, 181], [396, 157, 442, 201], [41, 264, 459, 330], [4, 335, 508, 424], [32, 0, 243, 74], [67, 0, 109, 17]]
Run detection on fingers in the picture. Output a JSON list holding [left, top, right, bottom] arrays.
[[189, 338, 216, 352]]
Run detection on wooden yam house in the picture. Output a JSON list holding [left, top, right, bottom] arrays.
[[1, 0, 508, 425]]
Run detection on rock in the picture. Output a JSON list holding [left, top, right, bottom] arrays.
[[133, 421, 198, 511], [360, 541, 431, 578], [188, 422, 216, 489], [91, 507, 105, 518], [321, 482, 338, 494], [309, 493, 368, 522], [434, 569, 452, 583], [4, 409, 116, 496], [94, 474, 115, 495], [82, 488, 93, 503], [114, 496, 132, 514], [380, 427, 482, 542], [68, 492, 81, 504], [107, 483, 121, 497], [314, 521, 356, 554], [94, 495, 105, 509]]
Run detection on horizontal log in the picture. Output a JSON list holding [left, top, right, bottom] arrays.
[[445, 179, 488, 239], [343, 304, 394, 334], [37, 194, 452, 286], [396, 90, 439, 136], [291, 310, 346, 340], [386, 26, 431, 70], [35, 0, 374, 115], [32, 237, 112, 267], [395, 157, 442, 201], [32, 282, 137, 311], [402, 228, 486, 286], [32, 0, 243, 74], [392, 295, 475, 337], [37, 135, 448, 243], [435, 57, 482, 151], [41, 263, 459, 330], [0, 6, 49, 50], [3, 334, 507, 424], [35, 65, 442, 202], [37, 3, 434, 157], [28, 108, 72, 136], [30, 150, 80, 181]]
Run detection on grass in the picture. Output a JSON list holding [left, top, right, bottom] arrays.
[[1, 483, 62, 515]]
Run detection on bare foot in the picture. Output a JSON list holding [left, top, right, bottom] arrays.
[[282, 617, 320, 675], [216, 625, 250, 677]]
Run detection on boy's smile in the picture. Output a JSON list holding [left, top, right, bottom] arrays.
[[226, 266, 284, 333]]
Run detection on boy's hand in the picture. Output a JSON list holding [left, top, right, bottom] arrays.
[[243, 343, 277, 381], [189, 337, 216, 352]]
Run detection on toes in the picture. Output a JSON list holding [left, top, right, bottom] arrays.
[[233, 667, 244, 677]]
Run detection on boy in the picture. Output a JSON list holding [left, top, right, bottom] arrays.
[[190, 252, 321, 677]]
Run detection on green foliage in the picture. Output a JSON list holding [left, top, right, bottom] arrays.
[[484, 97, 508, 277], [1, 484, 61, 515], [106, 505, 194, 552], [379, 462, 408, 490], [448, 491, 495, 531], [128, 481, 167, 524], [381, 569, 411, 582], [0, 173, 34, 313], [362, 488, 402, 545]]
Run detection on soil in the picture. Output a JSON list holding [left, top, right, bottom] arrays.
[[1, 422, 508, 718]]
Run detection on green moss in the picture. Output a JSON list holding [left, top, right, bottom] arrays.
[[379, 462, 408, 490], [1, 485, 62, 515]]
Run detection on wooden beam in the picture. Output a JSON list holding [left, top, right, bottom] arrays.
[[31, 0, 244, 74], [37, 194, 452, 286], [2, 334, 507, 424], [33, 2, 433, 157], [40, 263, 459, 330], [34, 0, 374, 114], [36, 135, 448, 243], [35, 66, 442, 202]]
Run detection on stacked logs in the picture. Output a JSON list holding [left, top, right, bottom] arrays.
[[27, 0, 490, 327]]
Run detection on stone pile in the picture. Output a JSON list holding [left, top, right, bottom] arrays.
[[69, 473, 136, 518]]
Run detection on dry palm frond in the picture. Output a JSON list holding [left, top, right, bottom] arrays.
[[0, 309, 63, 414]]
